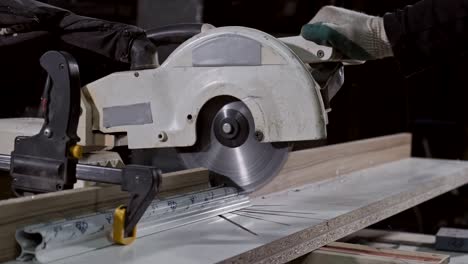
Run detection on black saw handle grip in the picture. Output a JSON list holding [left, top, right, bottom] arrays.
[[146, 23, 205, 45]]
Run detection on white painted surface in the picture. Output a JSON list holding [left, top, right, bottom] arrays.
[[0, 118, 42, 154]]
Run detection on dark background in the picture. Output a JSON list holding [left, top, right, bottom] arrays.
[[36, 0, 468, 234]]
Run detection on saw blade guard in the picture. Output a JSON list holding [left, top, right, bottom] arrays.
[[83, 26, 328, 150]]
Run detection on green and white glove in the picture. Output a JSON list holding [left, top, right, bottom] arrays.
[[301, 6, 393, 61]]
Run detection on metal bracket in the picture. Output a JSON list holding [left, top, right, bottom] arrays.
[[121, 165, 160, 237], [77, 164, 161, 239]]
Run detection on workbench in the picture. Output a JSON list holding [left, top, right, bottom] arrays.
[[2, 134, 468, 264]]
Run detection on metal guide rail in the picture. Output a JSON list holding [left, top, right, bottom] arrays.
[[14, 186, 250, 263], [0, 154, 124, 185]]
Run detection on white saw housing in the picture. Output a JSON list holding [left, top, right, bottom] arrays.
[[83, 26, 328, 149]]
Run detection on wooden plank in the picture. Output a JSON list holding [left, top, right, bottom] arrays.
[[220, 159, 468, 264], [158, 168, 211, 196], [0, 133, 412, 263], [0, 168, 209, 263], [252, 133, 412, 197], [343, 229, 436, 247], [291, 242, 449, 264], [347, 233, 468, 264], [50, 158, 468, 264], [0, 134, 411, 263]]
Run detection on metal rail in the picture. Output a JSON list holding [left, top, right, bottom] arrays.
[[0, 154, 122, 184], [15, 186, 250, 263]]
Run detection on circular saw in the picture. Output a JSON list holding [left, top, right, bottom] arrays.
[[0, 25, 348, 194]]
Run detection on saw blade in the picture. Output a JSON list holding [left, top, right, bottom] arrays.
[[176, 101, 290, 193]]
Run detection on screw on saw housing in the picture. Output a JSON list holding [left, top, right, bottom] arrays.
[[316, 50, 325, 58]]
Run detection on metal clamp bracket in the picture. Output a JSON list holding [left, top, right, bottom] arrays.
[[113, 165, 160, 244], [3, 50, 160, 245], [10, 51, 81, 194]]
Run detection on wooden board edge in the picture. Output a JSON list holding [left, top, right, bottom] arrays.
[[292, 242, 449, 264], [342, 229, 436, 247], [251, 133, 412, 198]]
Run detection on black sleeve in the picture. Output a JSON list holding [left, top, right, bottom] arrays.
[[384, 0, 468, 75], [1, 0, 145, 64], [58, 13, 145, 64], [0, 0, 145, 116]]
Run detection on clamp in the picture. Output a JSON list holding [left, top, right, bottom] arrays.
[[6, 51, 159, 245], [113, 165, 160, 244]]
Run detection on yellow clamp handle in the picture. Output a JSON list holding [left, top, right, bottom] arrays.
[[113, 205, 137, 245]]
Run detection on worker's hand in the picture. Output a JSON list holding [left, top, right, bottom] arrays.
[[301, 6, 393, 61]]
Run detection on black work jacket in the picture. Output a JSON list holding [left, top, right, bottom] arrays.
[[0, 0, 144, 116], [0, 0, 144, 63], [384, 0, 468, 75]]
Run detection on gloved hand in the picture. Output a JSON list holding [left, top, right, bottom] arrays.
[[301, 6, 393, 60]]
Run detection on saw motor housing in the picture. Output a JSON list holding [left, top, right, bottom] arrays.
[[82, 26, 329, 150], [0, 26, 339, 158]]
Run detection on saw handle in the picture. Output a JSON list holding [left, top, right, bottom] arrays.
[[146, 23, 214, 63], [147, 23, 211, 45], [279, 36, 364, 65]]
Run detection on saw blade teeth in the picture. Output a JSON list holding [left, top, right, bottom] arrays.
[[176, 101, 290, 193]]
